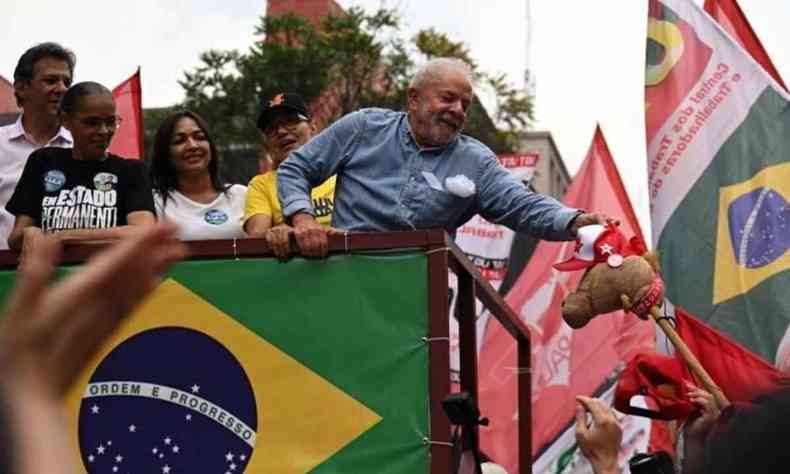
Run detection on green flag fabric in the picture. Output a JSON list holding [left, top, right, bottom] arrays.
[[646, 0, 790, 362], [0, 252, 430, 473]]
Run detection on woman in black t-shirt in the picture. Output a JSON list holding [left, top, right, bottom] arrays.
[[6, 82, 155, 253]]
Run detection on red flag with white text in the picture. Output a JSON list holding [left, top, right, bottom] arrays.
[[703, 0, 786, 91], [478, 127, 660, 473], [109, 69, 143, 160]]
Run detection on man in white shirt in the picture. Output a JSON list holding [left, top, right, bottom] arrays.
[[0, 42, 75, 249]]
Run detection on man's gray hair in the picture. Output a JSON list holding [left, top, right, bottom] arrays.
[[409, 58, 473, 90]]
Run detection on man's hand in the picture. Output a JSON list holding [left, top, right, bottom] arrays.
[[575, 396, 622, 474], [569, 213, 619, 237], [685, 383, 723, 441], [681, 383, 723, 474], [291, 212, 329, 258], [0, 222, 185, 474], [19, 226, 48, 266], [265, 224, 294, 259]]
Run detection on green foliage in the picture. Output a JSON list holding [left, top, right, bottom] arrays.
[[179, 14, 334, 149], [178, 7, 534, 154]]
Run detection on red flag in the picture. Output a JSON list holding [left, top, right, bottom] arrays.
[[478, 127, 657, 472], [674, 307, 790, 403], [703, 0, 787, 91], [109, 69, 143, 160]]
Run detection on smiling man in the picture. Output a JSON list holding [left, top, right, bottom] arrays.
[[0, 43, 76, 249], [243, 92, 336, 256], [277, 58, 610, 257]]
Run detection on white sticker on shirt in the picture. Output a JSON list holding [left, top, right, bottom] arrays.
[[93, 172, 118, 192], [421, 171, 444, 191], [44, 170, 66, 192], [204, 209, 228, 225]]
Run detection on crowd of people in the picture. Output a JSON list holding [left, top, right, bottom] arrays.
[[4, 40, 785, 474], [0, 42, 608, 260]]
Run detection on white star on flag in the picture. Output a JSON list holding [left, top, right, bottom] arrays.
[[90, 404, 100, 414], [115, 455, 123, 463], [225, 452, 234, 462], [128, 424, 136, 433], [599, 243, 614, 255], [164, 437, 172, 445], [185, 414, 192, 421], [88, 455, 95, 463], [97, 445, 105, 455], [191, 384, 200, 393], [162, 465, 171, 474], [152, 447, 158, 454], [230, 462, 237, 470], [240, 454, 246, 461], [112, 467, 118, 473], [173, 445, 180, 453]]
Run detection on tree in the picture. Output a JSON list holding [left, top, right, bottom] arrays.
[[179, 13, 334, 149], [179, 6, 533, 157]]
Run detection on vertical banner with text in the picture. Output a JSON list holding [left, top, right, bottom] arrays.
[[647, 0, 790, 362]]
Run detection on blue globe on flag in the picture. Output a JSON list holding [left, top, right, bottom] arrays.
[[78, 327, 257, 473], [727, 187, 790, 269]]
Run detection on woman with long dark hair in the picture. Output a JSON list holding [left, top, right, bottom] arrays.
[[6, 81, 155, 253], [149, 111, 246, 240]]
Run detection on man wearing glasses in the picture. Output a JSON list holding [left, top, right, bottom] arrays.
[[243, 92, 336, 257], [0, 42, 76, 249]]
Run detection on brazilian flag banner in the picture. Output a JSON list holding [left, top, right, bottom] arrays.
[[0, 251, 430, 473], [646, 0, 790, 362]]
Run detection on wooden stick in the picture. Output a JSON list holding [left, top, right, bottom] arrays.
[[649, 306, 730, 409]]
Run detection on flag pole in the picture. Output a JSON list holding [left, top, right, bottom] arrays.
[[649, 306, 730, 409], [136, 66, 144, 160]]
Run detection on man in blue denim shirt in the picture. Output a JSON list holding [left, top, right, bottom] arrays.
[[278, 58, 609, 256]]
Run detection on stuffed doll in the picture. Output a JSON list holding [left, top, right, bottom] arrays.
[[553, 223, 664, 329]]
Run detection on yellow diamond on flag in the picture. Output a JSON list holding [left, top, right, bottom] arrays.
[[714, 162, 790, 304], [65, 278, 382, 472]]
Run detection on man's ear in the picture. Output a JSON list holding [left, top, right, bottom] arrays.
[[13, 81, 27, 105], [60, 115, 74, 133], [259, 132, 271, 153], [407, 86, 419, 111]]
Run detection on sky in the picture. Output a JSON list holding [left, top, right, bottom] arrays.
[[3, 0, 790, 239]]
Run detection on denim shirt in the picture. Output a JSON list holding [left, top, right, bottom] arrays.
[[278, 108, 580, 240]]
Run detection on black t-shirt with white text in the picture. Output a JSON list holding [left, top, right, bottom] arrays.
[[6, 147, 154, 232]]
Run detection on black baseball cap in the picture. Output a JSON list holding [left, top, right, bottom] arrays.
[[256, 92, 310, 131]]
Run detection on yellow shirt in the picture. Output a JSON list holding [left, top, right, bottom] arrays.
[[243, 171, 336, 227]]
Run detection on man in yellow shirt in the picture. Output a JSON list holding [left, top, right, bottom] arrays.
[[244, 93, 335, 257]]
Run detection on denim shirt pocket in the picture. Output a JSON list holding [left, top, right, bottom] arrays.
[[413, 187, 474, 230]]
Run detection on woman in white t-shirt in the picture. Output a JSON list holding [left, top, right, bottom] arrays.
[[149, 111, 247, 241]]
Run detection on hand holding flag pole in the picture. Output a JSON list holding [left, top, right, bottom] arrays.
[[648, 306, 730, 409]]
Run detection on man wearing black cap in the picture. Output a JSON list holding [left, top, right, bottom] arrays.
[[243, 92, 336, 257]]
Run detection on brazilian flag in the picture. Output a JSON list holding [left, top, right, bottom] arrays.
[[0, 251, 430, 473], [646, 0, 790, 361]]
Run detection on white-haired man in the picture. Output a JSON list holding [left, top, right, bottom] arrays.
[[277, 58, 610, 256]]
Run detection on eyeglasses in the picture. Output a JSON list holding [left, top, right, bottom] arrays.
[[77, 116, 123, 130], [262, 113, 307, 137]]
